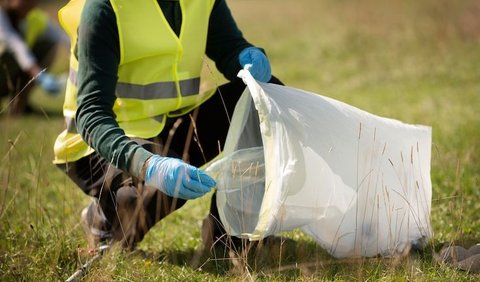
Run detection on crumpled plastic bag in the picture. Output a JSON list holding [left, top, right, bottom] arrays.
[[205, 69, 433, 258]]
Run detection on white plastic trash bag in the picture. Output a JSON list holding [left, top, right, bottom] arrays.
[[205, 69, 433, 258]]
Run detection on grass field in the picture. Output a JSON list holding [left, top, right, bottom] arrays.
[[1, 0, 479, 280]]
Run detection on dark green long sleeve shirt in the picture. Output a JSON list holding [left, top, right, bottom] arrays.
[[75, 0, 255, 178]]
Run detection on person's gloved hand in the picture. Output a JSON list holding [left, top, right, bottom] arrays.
[[37, 72, 61, 95], [144, 155, 216, 200], [239, 47, 272, 82]]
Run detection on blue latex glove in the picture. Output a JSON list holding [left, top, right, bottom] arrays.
[[144, 155, 216, 200], [239, 47, 272, 82], [37, 72, 61, 95]]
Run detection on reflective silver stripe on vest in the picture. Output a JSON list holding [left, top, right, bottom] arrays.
[[178, 78, 200, 97], [68, 68, 199, 100], [116, 78, 200, 100], [66, 117, 77, 133], [68, 68, 77, 86], [153, 114, 164, 123]]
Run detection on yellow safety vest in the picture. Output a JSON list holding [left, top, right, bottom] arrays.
[[54, 0, 216, 164], [24, 8, 49, 48]]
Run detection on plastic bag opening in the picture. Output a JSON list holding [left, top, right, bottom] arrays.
[[205, 69, 433, 258], [208, 147, 265, 237]]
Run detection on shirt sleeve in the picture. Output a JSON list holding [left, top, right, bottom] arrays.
[[0, 8, 36, 72], [75, 0, 152, 178], [205, 0, 255, 81]]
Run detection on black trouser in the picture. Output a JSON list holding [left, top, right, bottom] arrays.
[[57, 77, 282, 250]]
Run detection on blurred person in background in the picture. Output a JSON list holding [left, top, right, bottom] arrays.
[[54, 0, 282, 252], [0, 0, 68, 116]]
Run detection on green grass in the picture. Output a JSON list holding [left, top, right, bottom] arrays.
[[1, 0, 480, 280]]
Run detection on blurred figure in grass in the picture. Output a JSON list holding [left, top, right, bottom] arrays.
[[54, 0, 281, 251], [0, 0, 68, 116]]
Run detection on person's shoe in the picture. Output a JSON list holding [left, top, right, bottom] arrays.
[[81, 203, 112, 250], [436, 243, 480, 273]]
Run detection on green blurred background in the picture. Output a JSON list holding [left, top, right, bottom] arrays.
[[1, 0, 479, 280]]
